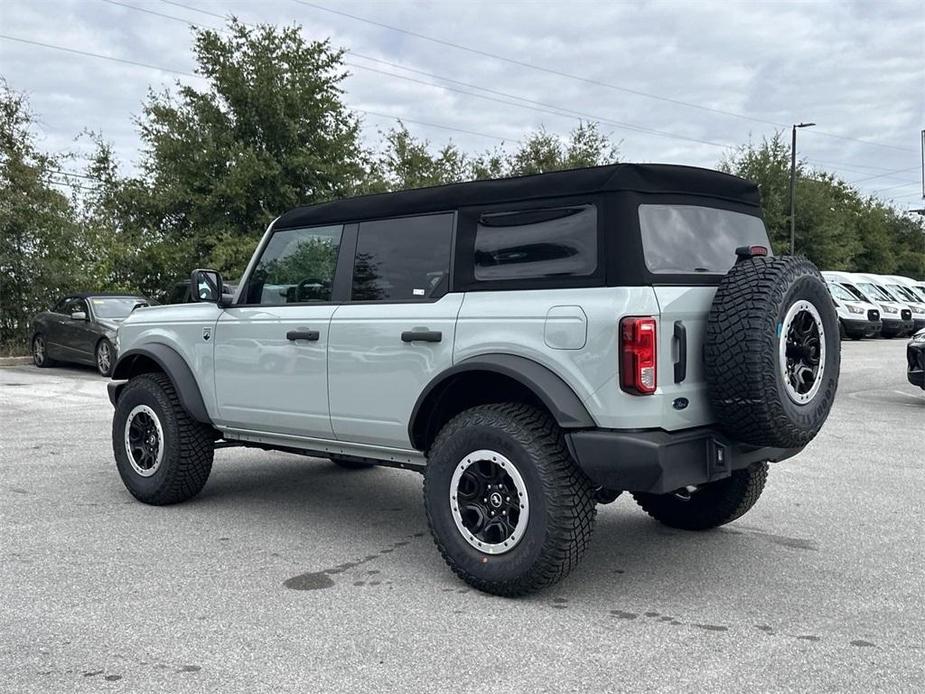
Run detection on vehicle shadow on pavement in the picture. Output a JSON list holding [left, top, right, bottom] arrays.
[[179, 455, 815, 601]]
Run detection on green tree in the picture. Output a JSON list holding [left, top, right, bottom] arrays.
[[0, 81, 85, 352], [368, 123, 469, 192], [86, 19, 371, 293]]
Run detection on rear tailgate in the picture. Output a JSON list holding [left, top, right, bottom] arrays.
[[653, 286, 718, 430]]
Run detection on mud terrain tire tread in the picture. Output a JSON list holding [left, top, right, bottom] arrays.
[[424, 403, 596, 597], [704, 255, 839, 448], [633, 463, 768, 530], [112, 372, 214, 505]]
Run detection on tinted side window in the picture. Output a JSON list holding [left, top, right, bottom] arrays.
[[639, 204, 770, 274], [52, 298, 70, 313], [474, 205, 597, 281], [351, 214, 454, 302], [244, 225, 343, 304]]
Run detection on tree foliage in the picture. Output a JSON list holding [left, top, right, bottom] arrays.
[[0, 81, 88, 350], [721, 133, 924, 274], [1, 20, 922, 352]]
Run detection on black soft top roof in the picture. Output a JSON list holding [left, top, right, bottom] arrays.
[[275, 163, 760, 229]]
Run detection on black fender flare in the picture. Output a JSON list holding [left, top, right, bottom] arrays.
[[109, 344, 211, 424], [408, 354, 595, 450]]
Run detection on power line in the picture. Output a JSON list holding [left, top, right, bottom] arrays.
[[151, 0, 734, 149], [0, 33, 514, 146], [870, 181, 920, 195], [151, 0, 919, 167], [99, 0, 217, 29], [847, 166, 921, 186], [291, 0, 915, 154], [3, 26, 914, 201], [0, 34, 200, 78]]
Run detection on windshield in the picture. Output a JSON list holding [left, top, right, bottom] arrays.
[[90, 297, 148, 319], [828, 283, 857, 302], [888, 284, 918, 303], [856, 282, 892, 303], [638, 204, 770, 274]]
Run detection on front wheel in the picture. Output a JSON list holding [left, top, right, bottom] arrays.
[[112, 373, 214, 505], [632, 463, 769, 530], [423, 404, 596, 596], [96, 338, 114, 376]]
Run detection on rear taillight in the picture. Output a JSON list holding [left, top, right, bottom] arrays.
[[620, 317, 657, 395]]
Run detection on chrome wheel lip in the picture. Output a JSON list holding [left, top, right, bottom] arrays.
[[778, 299, 826, 405], [449, 449, 529, 555], [97, 342, 112, 374], [124, 404, 164, 477]]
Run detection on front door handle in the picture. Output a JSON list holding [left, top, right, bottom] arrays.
[[287, 330, 320, 342], [401, 330, 442, 343]]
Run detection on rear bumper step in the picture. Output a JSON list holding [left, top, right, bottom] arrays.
[[566, 427, 800, 495]]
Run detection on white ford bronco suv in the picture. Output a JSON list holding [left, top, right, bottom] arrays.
[[108, 164, 840, 595]]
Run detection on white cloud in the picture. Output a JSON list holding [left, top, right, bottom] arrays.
[[1, 0, 922, 205]]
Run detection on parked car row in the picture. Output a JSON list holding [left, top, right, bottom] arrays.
[[823, 270, 925, 340]]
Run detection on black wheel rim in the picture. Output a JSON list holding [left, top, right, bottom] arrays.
[[450, 450, 529, 554], [779, 300, 826, 404], [124, 405, 163, 476]]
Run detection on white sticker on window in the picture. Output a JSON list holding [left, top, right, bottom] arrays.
[[412, 288, 425, 296]]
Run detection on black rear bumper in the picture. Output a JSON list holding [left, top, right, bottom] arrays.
[[566, 427, 800, 495]]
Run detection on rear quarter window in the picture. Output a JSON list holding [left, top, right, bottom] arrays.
[[474, 205, 597, 281], [639, 204, 770, 274]]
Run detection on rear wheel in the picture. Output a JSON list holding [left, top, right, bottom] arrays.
[[423, 404, 596, 596], [96, 338, 114, 377], [32, 334, 56, 368], [633, 463, 768, 530], [112, 373, 214, 505]]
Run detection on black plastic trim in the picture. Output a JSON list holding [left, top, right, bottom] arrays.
[[408, 354, 595, 450], [566, 427, 800, 494], [110, 344, 211, 424]]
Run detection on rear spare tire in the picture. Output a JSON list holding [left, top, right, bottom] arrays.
[[704, 253, 839, 449]]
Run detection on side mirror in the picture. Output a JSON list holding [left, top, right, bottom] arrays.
[[70, 311, 87, 321], [190, 268, 226, 305]]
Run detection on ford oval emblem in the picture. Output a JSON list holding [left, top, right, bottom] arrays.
[[672, 397, 689, 411]]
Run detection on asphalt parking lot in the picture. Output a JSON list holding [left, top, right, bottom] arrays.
[[1, 340, 923, 692]]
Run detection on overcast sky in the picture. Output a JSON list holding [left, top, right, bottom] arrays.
[[1, 0, 923, 209]]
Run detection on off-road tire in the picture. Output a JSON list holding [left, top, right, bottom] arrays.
[[330, 455, 374, 470], [32, 334, 57, 368], [112, 372, 214, 505], [423, 403, 596, 596], [633, 463, 768, 530], [95, 338, 114, 377], [705, 255, 840, 449]]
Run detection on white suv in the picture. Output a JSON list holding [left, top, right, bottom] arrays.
[[108, 164, 840, 595]]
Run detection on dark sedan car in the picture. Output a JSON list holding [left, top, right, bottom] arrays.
[[31, 293, 151, 376], [908, 328, 925, 390]]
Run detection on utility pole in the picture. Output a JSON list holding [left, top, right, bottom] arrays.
[[789, 122, 816, 254]]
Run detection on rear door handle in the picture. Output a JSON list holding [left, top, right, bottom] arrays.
[[673, 321, 687, 384], [287, 330, 320, 342], [401, 330, 442, 343]]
